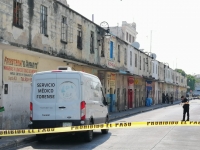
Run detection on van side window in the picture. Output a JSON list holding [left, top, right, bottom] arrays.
[[86, 80, 100, 98], [92, 81, 100, 91]]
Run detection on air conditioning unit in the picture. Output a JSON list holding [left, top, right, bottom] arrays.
[[57, 66, 72, 70]]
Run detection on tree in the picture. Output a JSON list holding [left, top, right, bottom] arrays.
[[195, 78, 200, 84], [175, 69, 186, 77], [175, 69, 196, 92], [187, 74, 195, 91]]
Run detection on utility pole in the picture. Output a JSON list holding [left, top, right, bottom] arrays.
[[150, 30, 152, 53]]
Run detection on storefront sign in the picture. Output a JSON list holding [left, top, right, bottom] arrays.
[[3, 52, 39, 82], [128, 77, 134, 86], [107, 60, 115, 69], [134, 79, 142, 85], [146, 81, 152, 90], [110, 81, 115, 86], [110, 73, 116, 80]]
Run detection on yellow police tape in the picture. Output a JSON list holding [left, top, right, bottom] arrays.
[[1, 121, 200, 137]]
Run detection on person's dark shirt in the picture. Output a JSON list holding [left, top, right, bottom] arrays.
[[182, 98, 189, 108]]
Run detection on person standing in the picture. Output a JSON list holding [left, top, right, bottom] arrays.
[[162, 93, 166, 104], [180, 96, 189, 121], [170, 94, 173, 104], [166, 93, 169, 104]]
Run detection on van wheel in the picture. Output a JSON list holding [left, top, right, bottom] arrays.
[[84, 122, 93, 142], [101, 118, 109, 134], [36, 134, 47, 142]]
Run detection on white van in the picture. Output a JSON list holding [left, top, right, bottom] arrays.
[[29, 68, 109, 142]]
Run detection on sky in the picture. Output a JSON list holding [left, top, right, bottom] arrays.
[[67, 0, 200, 75]]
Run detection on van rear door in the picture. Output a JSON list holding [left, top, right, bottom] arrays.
[[56, 73, 81, 124], [32, 73, 57, 120]]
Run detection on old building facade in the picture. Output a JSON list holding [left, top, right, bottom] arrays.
[[0, 0, 187, 129]]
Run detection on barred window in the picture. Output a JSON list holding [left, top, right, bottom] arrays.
[[153, 63, 154, 73], [135, 54, 137, 67], [77, 24, 82, 50], [118, 45, 120, 62], [101, 37, 104, 57], [124, 48, 127, 65], [40, 5, 47, 35], [61, 16, 67, 43], [130, 51, 132, 66], [143, 58, 145, 71], [156, 64, 157, 74], [13, 0, 23, 27], [90, 31, 94, 53]]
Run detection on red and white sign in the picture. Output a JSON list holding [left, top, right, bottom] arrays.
[[107, 60, 115, 69], [128, 77, 134, 86]]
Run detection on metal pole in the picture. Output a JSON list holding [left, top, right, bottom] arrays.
[[150, 30, 152, 53]]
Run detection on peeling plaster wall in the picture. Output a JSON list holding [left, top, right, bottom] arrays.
[[106, 36, 127, 70], [1, 50, 66, 129], [0, 0, 103, 65], [0, 0, 29, 45], [29, 0, 101, 64], [2, 81, 30, 129]]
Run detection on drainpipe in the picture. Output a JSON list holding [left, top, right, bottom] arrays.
[[28, 0, 34, 49]]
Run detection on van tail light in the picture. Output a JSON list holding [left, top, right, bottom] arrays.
[[30, 102, 33, 121], [80, 101, 86, 120]]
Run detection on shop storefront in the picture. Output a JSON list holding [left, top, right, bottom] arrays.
[[105, 72, 116, 112], [133, 77, 145, 107], [128, 76, 134, 108]]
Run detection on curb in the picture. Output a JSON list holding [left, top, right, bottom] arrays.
[[109, 101, 181, 121], [0, 136, 36, 150]]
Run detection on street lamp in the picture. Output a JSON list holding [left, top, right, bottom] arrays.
[[100, 21, 110, 37], [99, 21, 111, 57]]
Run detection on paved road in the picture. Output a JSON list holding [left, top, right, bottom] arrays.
[[10, 100, 200, 150]]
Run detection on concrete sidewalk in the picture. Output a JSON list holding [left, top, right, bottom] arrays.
[[0, 100, 181, 150]]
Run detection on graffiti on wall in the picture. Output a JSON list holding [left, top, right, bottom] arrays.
[[4, 56, 38, 82]]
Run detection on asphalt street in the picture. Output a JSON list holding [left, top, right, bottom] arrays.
[[8, 99, 200, 150]]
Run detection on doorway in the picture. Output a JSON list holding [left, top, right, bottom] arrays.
[[128, 89, 133, 109]]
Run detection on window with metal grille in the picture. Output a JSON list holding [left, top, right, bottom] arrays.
[[135, 54, 137, 67], [139, 56, 141, 70], [130, 51, 132, 66], [40, 5, 47, 35], [90, 31, 94, 53], [146, 58, 148, 72], [143, 58, 145, 71], [124, 48, 127, 65], [77, 24, 82, 50], [13, 0, 23, 28], [153, 63, 154, 73], [101, 37, 104, 57], [61, 16, 67, 43], [156, 64, 157, 74], [118, 45, 120, 62]]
